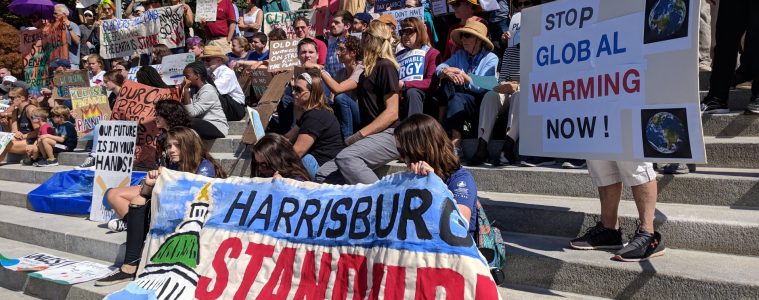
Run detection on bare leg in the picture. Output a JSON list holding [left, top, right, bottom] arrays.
[[631, 180, 658, 233], [598, 182, 623, 230], [106, 186, 140, 218], [37, 139, 47, 160], [42, 138, 55, 160], [0, 140, 28, 162]]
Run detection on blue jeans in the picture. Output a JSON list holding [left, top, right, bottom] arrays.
[[302, 154, 319, 180], [332, 93, 360, 138]]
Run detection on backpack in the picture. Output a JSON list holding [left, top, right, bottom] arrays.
[[474, 200, 507, 285]]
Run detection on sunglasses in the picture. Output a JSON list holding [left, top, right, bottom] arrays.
[[400, 28, 416, 36], [515, 0, 532, 7], [461, 32, 474, 39]]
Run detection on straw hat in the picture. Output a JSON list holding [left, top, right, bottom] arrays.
[[451, 19, 493, 51], [200, 45, 229, 62], [447, 0, 482, 12]]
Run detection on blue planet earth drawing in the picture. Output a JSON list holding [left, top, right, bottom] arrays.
[[647, 0, 687, 39], [646, 112, 687, 154]]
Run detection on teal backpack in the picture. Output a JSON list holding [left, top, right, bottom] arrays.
[[474, 200, 507, 285]]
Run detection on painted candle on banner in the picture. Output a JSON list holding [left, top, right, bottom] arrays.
[[263, 9, 317, 40], [385, 7, 424, 32], [0, 252, 77, 272], [195, 0, 218, 22], [111, 81, 176, 169], [268, 39, 300, 72], [100, 5, 185, 59], [159, 53, 195, 85], [52, 70, 90, 100], [29, 261, 114, 285], [398, 48, 427, 81], [89, 121, 138, 222], [519, 0, 705, 163], [72, 103, 112, 140], [105, 170, 502, 300]]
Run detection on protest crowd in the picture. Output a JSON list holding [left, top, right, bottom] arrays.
[[0, 0, 756, 297]]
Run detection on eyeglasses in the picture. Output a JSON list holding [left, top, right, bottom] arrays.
[[515, 0, 531, 8], [461, 32, 474, 39], [400, 28, 416, 36]]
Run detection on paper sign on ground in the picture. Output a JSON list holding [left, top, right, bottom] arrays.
[[71, 103, 112, 140], [52, 70, 90, 100], [518, 0, 705, 163], [100, 5, 186, 59], [29, 261, 114, 285], [89, 120, 138, 222], [106, 169, 502, 299], [0, 252, 77, 272], [159, 53, 195, 85], [111, 81, 176, 169], [194, 0, 217, 22], [268, 39, 300, 72]]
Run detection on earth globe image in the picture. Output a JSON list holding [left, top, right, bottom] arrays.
[[648, 0, 687, 38], [646, 112, 687, 154]]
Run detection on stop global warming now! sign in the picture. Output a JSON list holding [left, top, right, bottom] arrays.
[[106, 170, 501, 299], [519, 0, 705, 163]]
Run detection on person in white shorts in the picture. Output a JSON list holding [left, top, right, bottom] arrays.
[[569, 160, 666, 262]]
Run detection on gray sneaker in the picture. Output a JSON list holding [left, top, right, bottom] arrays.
[[745, 97, 759, 115], [657, 163, 690, 174], [76, 155, 96, 170]]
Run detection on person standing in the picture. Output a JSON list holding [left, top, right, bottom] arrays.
[[78, 10, 95, 63], [352, 12, 372, 33], [259, 0, 289, 13], [53, 4, 81, 69], [325, 11, 353, 77], [200, 0, 237, 54], [239, 0, 263, 42], [316, 20, 401, 184]]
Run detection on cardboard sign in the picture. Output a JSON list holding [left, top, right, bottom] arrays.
[[384, 7, 425, 32], [89, 121, 138, 222], [105, 170, 501, 299], [71, 103, 112, 140], [21, 21, 69, 89], [263, 9, 317, 40], [519, 0, 705, 162], [100, 5, 186, 59], [111, 81, 177, 169], [0, 252, 77, 272], [398, 48, 427, 81], [195, 0, 218, 22], [159, 53, 194, 85], [268, 39, 300, 72], [374, 0, 404, 13], [29, 261, 114, 285], [250, 69, 273, 100], [70, 86, 107, 110], [52, 70, 90, 100], [255, 70, 293, 131]]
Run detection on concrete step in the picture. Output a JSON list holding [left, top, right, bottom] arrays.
[[503, 232, 759, 299], [699, 89, 754, 111], [0, 180, 37, 209], [0, 205, 125, 264], [0, 237, 125, 300], [701, 113, 759, 137], [383, 163, 759, 208], [480, 192, 759, 256]]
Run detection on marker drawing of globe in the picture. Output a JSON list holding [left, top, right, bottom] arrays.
[[648, 0, 686, 39], [646, 112, 687, 154]]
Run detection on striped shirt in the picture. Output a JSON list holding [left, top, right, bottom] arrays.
[[499, 45, 520, 82]]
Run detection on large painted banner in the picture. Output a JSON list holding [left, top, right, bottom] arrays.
[[100, 5, 186, 59], [90, 121, 138, 222], [263, 9, 317, 40], [112, 81, 177, 168], [519, 0, 705, 163], [106, 170, 501, 299], [21, 20, 68, 90]]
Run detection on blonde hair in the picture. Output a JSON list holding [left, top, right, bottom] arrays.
[[32, 108, 49, 120], [51, 105, 71, 119], [363, 20, 400, 76]]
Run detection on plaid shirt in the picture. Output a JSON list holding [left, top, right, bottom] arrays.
[[325, 36, 346, 78]]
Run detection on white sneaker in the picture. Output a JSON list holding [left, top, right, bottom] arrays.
[[107, 219, 127, 232]]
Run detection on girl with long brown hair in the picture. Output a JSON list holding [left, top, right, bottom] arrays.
[[395, 114, 478, 234], [251, 133, 311, 181]]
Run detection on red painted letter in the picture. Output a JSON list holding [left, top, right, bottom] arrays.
[[256, 247, 297, 299], [233, 242, 275, 300], [293, 251, 332, 300], [332, 254, 368, 300], [414, 268, 464, 299], [196, 237, 243, 300]]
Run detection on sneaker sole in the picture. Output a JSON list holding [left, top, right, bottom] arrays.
[[702, 109, 730, 114], [94, 277, 133, 287], [569, 243, 624, 250], [613, 249, 666, 262]]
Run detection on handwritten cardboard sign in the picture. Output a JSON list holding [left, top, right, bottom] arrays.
[[70, 86, 108, 109], [71, 103, 112, 140], [100, 5, 186, 59], [21, 20, 69, 89], [111, 81, 177, 169], [89, 120, 138, 222], [250, 69, 273, 100], [52, 70, 90, 100], [195, 0, 218, 22], [268, 39, 300, 72]]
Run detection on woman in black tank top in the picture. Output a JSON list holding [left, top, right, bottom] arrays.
[[0, 87, 39, 163]]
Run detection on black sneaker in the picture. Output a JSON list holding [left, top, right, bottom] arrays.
[[569, 222, 624, 250], [745, 96, 759, 115], [561, 159, 587, 169], [614, 230, 666, 262], [94, 268, 136, 286], [500, 136, 517, 166], [657, 163, 689, 174], [519, 156, 556, 167], [76, 155, 96, 170], [700, 95, 729, 114], [467, 138, 489, 166], [22, 158, 38, 166]]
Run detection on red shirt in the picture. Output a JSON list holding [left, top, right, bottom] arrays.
[[204, 0, 236, 38], [314, 38, 327, 65]]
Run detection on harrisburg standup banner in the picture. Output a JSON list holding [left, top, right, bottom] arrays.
[[519, 0, 706, 163], [106, 170, 501, 300]]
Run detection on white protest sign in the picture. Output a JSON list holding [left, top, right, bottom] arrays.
[[89, 121, 138, 222], [29, 261, 114, 285], [398, 48, 426, 81], [519, 0, 704, 163], [1, 252, 77, 272], [508, 12, 522, 47], [0, 132, 14, 155], [385, 7, 424, 32], [263, 9, 316, 40], [127, 65, 162, 82], [268, 39, 300, 72], [195, 0, 218, 22], [159, 53, 194, 85], [100, 5, 186, 59]]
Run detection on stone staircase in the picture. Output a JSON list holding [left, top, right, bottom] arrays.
[[0, 85, 758, 299]]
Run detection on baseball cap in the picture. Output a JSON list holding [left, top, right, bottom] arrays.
[[377, 14, 398, 28], [50, 59, 71, 69]]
